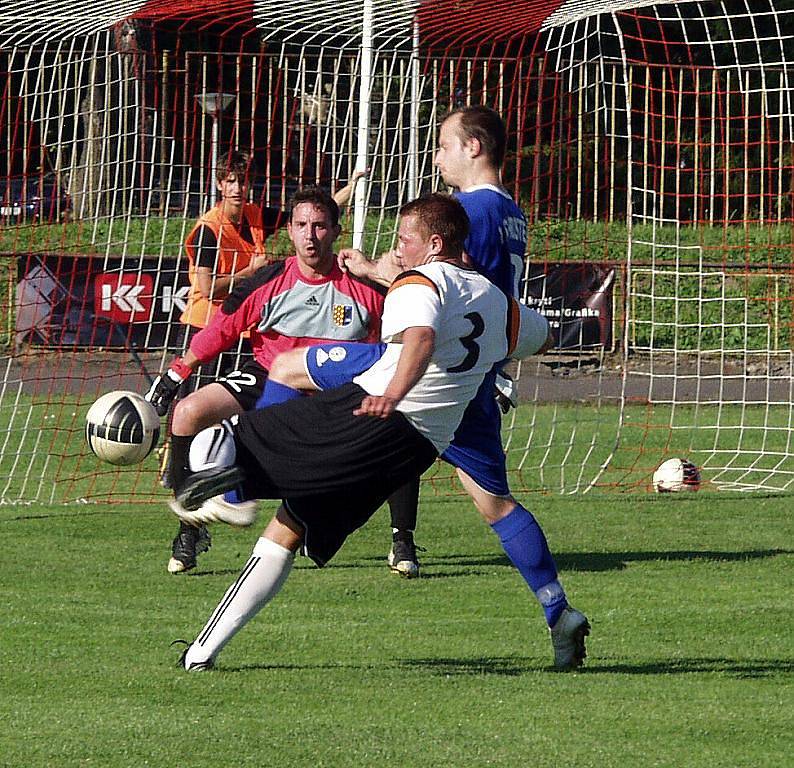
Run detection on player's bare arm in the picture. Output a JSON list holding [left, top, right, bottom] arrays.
[[354, 325, 435, 419]]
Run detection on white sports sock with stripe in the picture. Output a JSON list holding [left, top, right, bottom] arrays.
[[185, 536, 294, 667]]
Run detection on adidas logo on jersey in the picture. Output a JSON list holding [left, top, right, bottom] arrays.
[[305, 296, 320, 307]]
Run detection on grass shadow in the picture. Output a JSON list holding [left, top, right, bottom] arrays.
[[366, 548, 792, 573], [180, 653, 794, 680], [555, 548, 793, 572], [401, 655, 794, 679], [220, 656, 537, 676], [587, 657, 794, 678], [176, 548, 792, 580]]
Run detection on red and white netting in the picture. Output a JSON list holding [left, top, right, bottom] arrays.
[[1, 1, 793, 501]]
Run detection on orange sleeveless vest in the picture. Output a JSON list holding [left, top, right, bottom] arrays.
[[180, 202, 265, 328]]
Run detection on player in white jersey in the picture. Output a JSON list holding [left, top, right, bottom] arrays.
[[301, 106, 590, 670], [167, 194, 550, 671]]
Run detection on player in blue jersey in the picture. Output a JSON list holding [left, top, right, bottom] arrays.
[[332, 111, 528, 576], [434, 107, 590, 669]]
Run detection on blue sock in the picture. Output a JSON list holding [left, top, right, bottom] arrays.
[[255, 380, 302, 410], [491, 504, 568, 627]]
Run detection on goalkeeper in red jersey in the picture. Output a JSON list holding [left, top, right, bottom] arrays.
[[146, 186, 385, 573]]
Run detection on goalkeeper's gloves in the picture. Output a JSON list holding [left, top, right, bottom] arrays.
[[145, 357, 193, 416], [494, 370, 517, 414]]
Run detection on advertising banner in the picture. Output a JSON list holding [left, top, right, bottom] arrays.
[[524, 262, 616, 350], [16, 254, 190, 350], [15, 255, 615, 354]]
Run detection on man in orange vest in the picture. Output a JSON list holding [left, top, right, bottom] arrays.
[[177, 151, 270, 388], [181, 151, 270, 329]]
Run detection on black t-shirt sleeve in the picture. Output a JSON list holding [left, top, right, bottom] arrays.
[[193, 225, 218, 270]]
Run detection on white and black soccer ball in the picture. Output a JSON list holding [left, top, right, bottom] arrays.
[[85, 391, 160, 466], [652, 457, 701, 493]]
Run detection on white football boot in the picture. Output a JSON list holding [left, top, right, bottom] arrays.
[[169, 494, 257, 529]]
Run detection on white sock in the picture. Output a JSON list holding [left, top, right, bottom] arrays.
[[185, 537, 294, 666]]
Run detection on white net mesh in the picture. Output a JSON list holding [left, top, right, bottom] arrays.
[[1, 0, 794, 500]]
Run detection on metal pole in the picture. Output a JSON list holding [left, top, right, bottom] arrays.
[[159, 50, 169, 216], [210, 113, 218, 207], [408, 15, 419, 201], [353, 0, 373, 251]]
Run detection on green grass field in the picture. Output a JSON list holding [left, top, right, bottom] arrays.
[[3, 489, 793, 767]]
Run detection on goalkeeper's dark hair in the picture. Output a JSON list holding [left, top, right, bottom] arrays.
[[445, 105, 507, 168], [215, 150, 251, 184], [400, 193, 470, 257], [288, 186, 340, 227]]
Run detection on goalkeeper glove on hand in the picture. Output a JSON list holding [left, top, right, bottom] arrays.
[[494, 370, 517, 414], [145, 357, 192, 416]]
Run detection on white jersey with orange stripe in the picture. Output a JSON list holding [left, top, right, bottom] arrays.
[[353, 260, 548, 452]]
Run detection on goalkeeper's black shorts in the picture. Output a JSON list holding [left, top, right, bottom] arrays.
[[215, 359, 268, 411], [232, 383, 437, 566]]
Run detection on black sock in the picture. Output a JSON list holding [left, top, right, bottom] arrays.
[[169, 434, 193, 491], [387, 475, 420, 534]]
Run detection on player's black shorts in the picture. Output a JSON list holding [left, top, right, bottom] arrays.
[[232, 383, 438, 566], [215, 359, 269, 411]]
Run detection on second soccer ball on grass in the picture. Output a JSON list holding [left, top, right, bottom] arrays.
[[652, 457, 701, 493]]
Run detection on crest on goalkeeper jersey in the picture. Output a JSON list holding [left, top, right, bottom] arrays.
[[332, 304, 353, 327]]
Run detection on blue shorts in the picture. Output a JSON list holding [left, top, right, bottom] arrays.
[[305, 342, 387, 391], [441, 371, 509, 496], [303, 342, 510, 496]]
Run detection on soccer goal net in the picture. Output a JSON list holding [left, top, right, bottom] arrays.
[[1, 0, 793, 503]]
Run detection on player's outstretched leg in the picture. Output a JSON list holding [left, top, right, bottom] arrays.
[[490, 503, 590, 669], [176, 533, 295, 671], [456, 468, 590, 670]]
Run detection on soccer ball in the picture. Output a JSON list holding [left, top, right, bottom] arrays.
[[652, 457, 701, 493], [85, 391, 160, 466]]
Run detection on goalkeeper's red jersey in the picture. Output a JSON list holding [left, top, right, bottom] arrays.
[[188, 256, 385, 371]]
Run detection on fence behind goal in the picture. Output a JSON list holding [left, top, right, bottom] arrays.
[[1, 0, 793, 503]]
